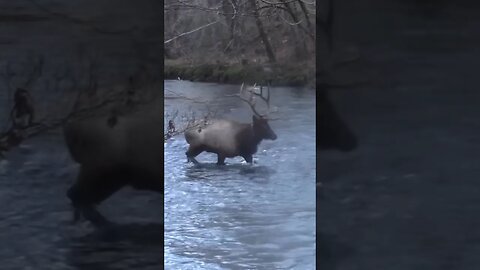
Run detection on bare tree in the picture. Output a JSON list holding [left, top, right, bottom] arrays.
[[164, 0, 315, 64], [248, 0, 276, 62]]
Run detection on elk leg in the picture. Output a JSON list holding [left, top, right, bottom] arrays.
[[68, 184, 108, 226], [243, 155, 253, 164], [67, 167, 126, 228], [81, 205, 112, 227], [189, 157, 200, 164], [186, 145, 203, 164], [68, 190, 112, 228], [217, 155, 226, 165]]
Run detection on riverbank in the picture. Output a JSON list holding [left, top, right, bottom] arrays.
[[164, 60, 315, 87]]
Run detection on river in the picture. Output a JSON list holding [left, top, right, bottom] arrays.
[[164, 80, 316, 269], [319, 0, 480, 269], [0, 127, 163, 270], [0, 2, 162, 268]]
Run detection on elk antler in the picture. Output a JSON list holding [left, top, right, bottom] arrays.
[[228, 82, 272, 118]]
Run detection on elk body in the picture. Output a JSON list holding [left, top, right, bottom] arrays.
[[63, 114, 162, 227], [185, 115, 277, 165], [184, 83, 277, 165]]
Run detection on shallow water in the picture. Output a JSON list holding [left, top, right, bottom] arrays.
[[319, 1, 480, 269], [0, 2, 162, 267], [0, 129, 163, 270], [164, 81, 316, 269]]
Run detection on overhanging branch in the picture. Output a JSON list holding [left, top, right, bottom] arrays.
[[165, 20, 220, 44]]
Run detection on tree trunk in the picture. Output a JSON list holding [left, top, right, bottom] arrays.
[[248, 0, 276, 63], [280, 0, 314, 41], [297, 0, 312, 33], [222, 0, 239, 53]]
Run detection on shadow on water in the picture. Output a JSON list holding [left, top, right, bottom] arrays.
[[184, 163, 276, 181]]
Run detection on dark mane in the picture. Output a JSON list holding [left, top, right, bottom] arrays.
[[235, 124, 259, 156]]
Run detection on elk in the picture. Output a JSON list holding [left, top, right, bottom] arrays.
[[184, 83, 277, 165], [63, 114, 163, 227]]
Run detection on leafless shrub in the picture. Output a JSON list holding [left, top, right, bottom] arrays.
[[164, 97, 219, 140], [0, 49, 160, 157]]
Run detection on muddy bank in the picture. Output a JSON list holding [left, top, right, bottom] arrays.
[[164, 61, 315, 87]]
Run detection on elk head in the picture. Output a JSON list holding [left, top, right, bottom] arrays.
[[231, 82, 278, 141]]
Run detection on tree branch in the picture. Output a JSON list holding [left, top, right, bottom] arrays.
[[165, 20, 220, 44]]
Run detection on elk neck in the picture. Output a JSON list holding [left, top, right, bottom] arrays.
[[235, 124, 261, 155]]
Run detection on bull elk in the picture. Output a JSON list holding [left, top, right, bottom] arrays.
[[184, 83, 277, 165], [63, 114, 162, 227]]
